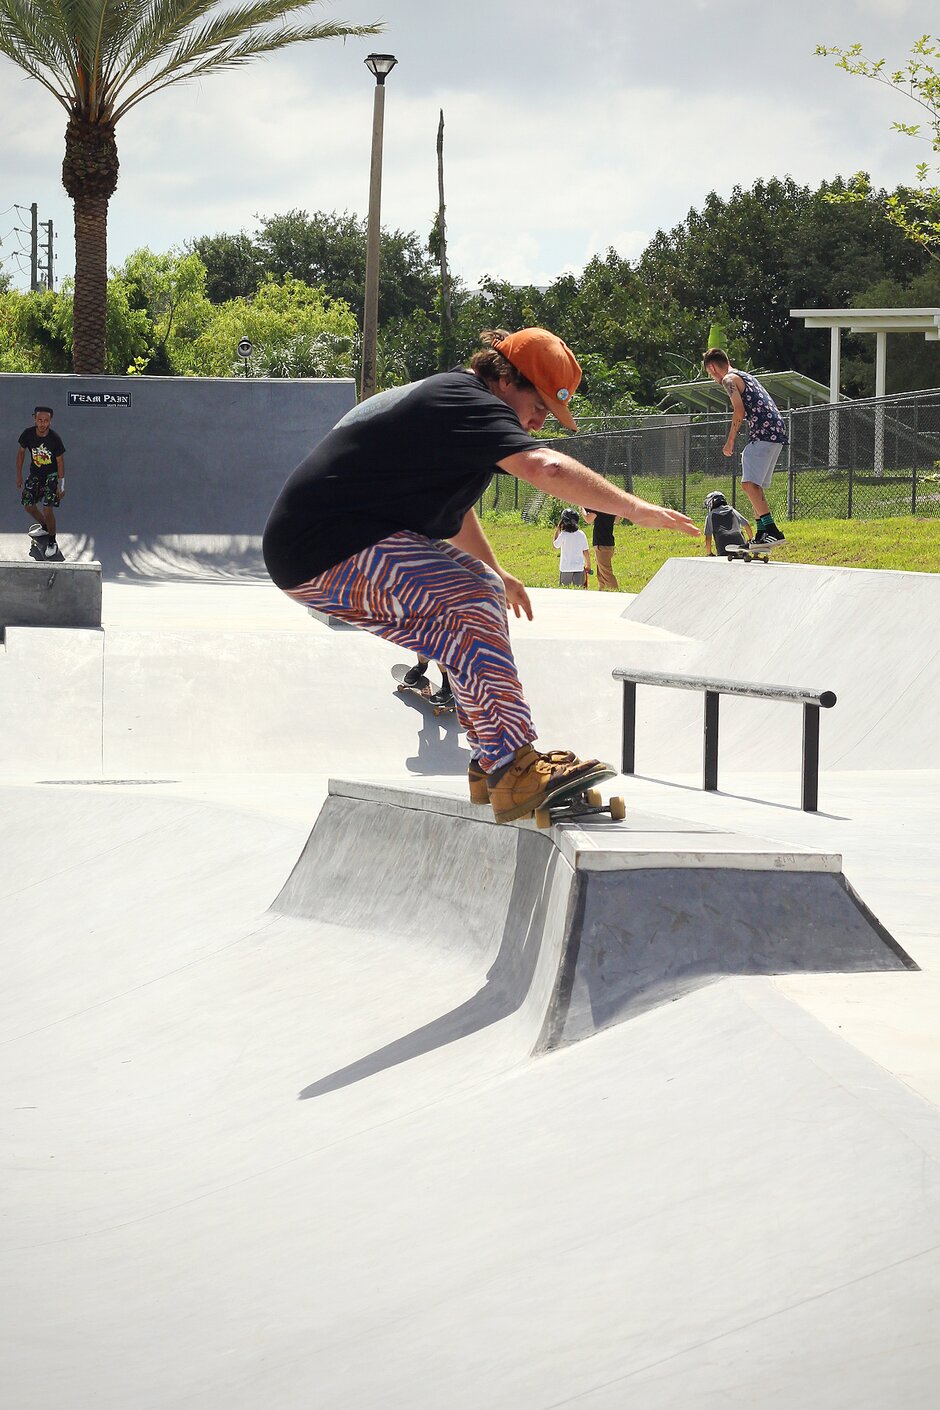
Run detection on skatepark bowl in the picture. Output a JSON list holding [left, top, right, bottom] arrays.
[[1, 546, 940, 1409]]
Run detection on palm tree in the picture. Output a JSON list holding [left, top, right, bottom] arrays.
[[0, 0, 382, 373]]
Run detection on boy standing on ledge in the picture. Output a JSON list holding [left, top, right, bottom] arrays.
[[16, 405, 65, 559]]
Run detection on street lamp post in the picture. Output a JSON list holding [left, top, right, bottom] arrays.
[[360, 52, 397, 401]]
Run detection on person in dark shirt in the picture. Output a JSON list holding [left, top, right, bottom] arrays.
[[581, 508, 621, 590], [16, 406, 66, 559], [263, 327, 699, 822]]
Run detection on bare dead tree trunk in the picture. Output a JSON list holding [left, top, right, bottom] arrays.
[[436, 109, 456, 371]]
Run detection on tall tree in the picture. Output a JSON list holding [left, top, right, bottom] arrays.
[[637, 176, 931, 388], [817, 36, 940, 260], [0, 0, 381, 373]]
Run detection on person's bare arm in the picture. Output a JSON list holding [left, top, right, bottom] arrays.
[[448, 507, 533, 619], [497, 447, 700, 537], [15, 446, 24, 488], [722, 374, 746, 457]]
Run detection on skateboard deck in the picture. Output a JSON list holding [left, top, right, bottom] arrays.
[[532, 765, 624, 829], [391, 663, 456, 716], [725, 542, 779, 564]]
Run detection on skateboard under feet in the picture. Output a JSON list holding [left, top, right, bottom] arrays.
[[532, 773, 626, 829], [725, 543, 778, 564]]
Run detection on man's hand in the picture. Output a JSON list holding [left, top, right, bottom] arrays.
[[627, 502, 700, 536], [722, 441, 735, 458], [499, 571, 533, 620]]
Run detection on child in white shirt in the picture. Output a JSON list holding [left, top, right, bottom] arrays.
[[553, 508, 591, 587]]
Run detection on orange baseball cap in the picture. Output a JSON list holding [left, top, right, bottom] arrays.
[[494, 327, 582, 430]]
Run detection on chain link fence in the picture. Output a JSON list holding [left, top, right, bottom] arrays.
[[478, 389, 940, 523]]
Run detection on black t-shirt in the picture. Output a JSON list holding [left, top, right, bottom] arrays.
[[18, 426, 65, 474], [262, 370, 534, 588], [585, 510, 616, 547]]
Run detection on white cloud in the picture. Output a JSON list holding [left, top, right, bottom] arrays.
[[0, 0, 936, 292]]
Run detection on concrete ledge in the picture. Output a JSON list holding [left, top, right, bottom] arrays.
[[328, 776, 844, 872], [0, 559, 102, 630], [287, 780, 915, 1050]]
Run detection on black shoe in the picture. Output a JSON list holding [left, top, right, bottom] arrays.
[[428, 687, 454, 708], [751, 527, 785, 547], [403, 663, 429, 687]]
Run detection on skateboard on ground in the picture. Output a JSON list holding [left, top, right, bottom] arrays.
[[391, 663, 456, 717], [532, 767, 625, 829], [725, 542, 778, 564]]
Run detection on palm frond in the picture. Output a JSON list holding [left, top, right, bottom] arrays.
[[0, 0, 383, 123], [113, 19, 380, 119]]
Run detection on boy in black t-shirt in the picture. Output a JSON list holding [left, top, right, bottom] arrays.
[[263, 328, 700, 822], [16, 405, 66, 558]]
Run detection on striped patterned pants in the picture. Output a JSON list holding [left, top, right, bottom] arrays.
[[285, 531, 536, 771]]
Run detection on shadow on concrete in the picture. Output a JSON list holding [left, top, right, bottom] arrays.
[[2, 532, 270, 582], [391, 687, 470, 777], [298, 832, 567, 1099]]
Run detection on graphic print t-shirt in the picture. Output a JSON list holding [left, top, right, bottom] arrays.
[[18, 426, 65, 473], [262, 371, 535, 588]]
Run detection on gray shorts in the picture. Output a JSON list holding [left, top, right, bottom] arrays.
[[741, 439, 784, 488], [559, 570, 586, 587]]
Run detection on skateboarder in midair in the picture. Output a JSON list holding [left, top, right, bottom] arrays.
[[263, 327, 699, 822]]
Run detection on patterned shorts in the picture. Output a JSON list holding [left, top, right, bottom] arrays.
[[22, 470, 60, 508]]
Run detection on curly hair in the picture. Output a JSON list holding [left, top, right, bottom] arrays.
[[468, 329, 535, 390]]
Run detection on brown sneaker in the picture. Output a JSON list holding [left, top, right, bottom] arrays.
[[469, 748, 578, 805], [468, 758, 489, 805], [486, 745, 613, 824]]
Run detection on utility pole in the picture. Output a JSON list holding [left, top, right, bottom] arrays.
[[29, 203, 39, 291], [40, 220, 54, 290]]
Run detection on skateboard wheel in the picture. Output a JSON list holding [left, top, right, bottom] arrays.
[[610, 796, 626, 821], [585, 788, 601, 806], [534, 807, 552, 829]]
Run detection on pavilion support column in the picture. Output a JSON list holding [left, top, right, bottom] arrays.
[[828, 325, 840, 470], [874, 330, 887, 476]]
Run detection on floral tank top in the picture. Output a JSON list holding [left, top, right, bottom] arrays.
[[735, 370, 788, 444]]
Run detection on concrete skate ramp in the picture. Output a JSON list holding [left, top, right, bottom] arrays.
[[618, 559, 940, 770], [277, 781, 913, 1071], [2, 780, 938, 1410]]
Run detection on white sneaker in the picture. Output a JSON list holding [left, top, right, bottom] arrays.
[[28, 523, 46, 537], [44, 540, 58, 558]]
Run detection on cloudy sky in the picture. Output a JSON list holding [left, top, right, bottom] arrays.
[[0, 0, 935, 293]]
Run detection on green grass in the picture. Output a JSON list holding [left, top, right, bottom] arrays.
[[481, 515, 940, 592]]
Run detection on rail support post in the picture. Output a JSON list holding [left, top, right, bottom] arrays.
[[621, 680, 637, 775], [703, 691, 720, 791], [802, 703, 820, 812]]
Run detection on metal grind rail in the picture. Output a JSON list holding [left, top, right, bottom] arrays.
[[612, 669, 838, 811]]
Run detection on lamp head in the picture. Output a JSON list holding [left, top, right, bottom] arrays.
[[365, 53, 397, 83]]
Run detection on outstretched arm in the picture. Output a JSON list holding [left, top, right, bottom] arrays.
[[498, 446, 700, 537]]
